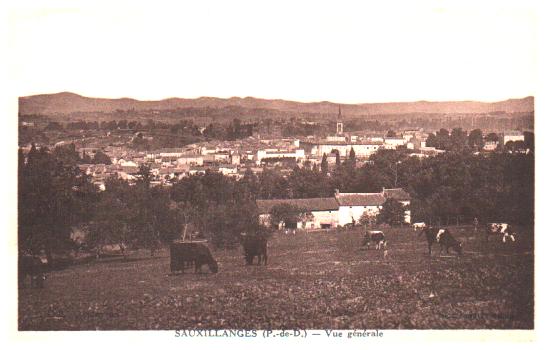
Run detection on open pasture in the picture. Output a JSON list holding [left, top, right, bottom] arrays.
[[19, 225, 533, 330]]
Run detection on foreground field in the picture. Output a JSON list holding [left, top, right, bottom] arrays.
[[19, 225, 533, 330]]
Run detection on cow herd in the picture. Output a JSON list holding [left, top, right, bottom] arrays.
[[19, 221, 519, 288], [169, 233, 269, 275], [362, 222, 517, 258]]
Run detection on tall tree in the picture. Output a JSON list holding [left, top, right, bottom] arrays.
[[348, 147, 356, 165], [436, 128, 451, 150], [321, 153, 328, 174], [377, 198, 406, 226], [450, 128, 468, 151]]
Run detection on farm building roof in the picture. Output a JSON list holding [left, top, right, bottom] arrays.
[[383, 188, 411, 201], [335, 193, 386, 207], [256, 198, 339, 214]]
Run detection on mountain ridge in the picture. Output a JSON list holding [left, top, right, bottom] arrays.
[[19, 92, 534, 116]]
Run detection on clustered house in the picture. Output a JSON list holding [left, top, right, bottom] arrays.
[[256, 188, 411, 230]]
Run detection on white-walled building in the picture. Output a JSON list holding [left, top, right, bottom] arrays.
[[335, 192, 385, 226], [326, 135, 347, 142], [384, 137, 407, 149], [256, 188, 411, 229], [300, 141, 383, 159], [503, 132, 525, 145], [256, 148, 305, 165], [177, 155, 204, 166]]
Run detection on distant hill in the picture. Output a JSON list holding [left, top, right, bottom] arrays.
[[19, 92, 534, 116]]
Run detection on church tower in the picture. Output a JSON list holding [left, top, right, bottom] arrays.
[[336, 105, 343, 135]]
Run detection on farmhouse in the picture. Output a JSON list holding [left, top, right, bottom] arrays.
[[335, 192, 385, 226], [256, 188, 411, 230]]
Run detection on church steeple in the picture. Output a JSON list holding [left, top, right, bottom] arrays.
[[336, 105, 343, 134]]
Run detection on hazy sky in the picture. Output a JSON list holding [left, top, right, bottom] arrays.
[[5, 0, 538, 103]]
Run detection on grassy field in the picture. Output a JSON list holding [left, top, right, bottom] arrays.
[[18, 225, 533, 330]]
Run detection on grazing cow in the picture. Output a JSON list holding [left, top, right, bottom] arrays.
[[241, 233, 268, 265], [18, 255, 47, 288], [486, 223, 516, 243], [420, 227, 462, 256], [170, 242, 218, 274], [363, 230, 387, 250], [413, 222, 427, 231]]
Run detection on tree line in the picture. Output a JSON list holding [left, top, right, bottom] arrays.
[[425, 128, 533, 152], [19, 130, 533, 261]]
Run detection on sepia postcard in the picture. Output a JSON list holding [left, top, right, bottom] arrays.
[[3, 0, 541, 348]]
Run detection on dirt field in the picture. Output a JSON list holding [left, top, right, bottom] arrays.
[[18, 225, 533, 330]]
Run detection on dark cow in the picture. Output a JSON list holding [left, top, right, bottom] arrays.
[[486, 223, 516, 243], [18, 255, 47, 288], [241, 233, 268, 265], [170, 242, 218, 274], [420, 227, 462, 256], [362, 230, 387, 250]]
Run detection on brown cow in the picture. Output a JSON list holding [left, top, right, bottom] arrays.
[[170, 242, 218, 274], [241, 233, 268, 265], [420, 227, 462, 256]]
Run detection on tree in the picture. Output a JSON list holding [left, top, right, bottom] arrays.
[[335, 150, 341, 167], [87, 193, 131, 258], [348, 147, 356, 166], [523, 131, 534, 152], [425, 133, 438, 148], [386, 130, 396, 137], [450, 128, 468, 151], [206, 201, 261, 248], [93, 150, 112, 165], [19, 145, 98, 261], [436, 129, 451, 150], [468, 129, 484, 151], [53, 143, 80, 166], [269, 204, 311, 230], [321, 153, 328, 174], [359, 211, 376, 232], [377, 198, 406, 226], [81, 150, 93, 164], [485, 132, 499, 143], [136, 164, 152, 187]]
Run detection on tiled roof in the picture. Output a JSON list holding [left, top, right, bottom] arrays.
[[383, 188, 411, 201], [256, 197, 339, 214], [335, 194, 385, 207]]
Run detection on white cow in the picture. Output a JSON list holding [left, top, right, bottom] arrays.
[[413, 222, 427, 231], [486, 223, 516, 243]]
